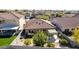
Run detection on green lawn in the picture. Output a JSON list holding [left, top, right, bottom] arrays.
[[0, 36, 16, 46]]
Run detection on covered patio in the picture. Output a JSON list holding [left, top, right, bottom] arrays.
[[0, 24, 19, 36]]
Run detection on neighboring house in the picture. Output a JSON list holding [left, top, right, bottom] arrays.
[[62, 14, 75, 17], [73, 13, 79, 17], [0, 12, 24, 36], [51, 17, 79, 35]]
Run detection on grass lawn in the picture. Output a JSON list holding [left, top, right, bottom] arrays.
[[0, 36, 16, 46]]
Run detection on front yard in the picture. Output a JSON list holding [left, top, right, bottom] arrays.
[[21, 30, 57, 48], [0, 36, 16, 46]]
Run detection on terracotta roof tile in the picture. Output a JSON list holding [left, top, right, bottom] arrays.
[[25, 19, 54, 30], [52, 17, 79, 31], [0, 12, 23, 20]]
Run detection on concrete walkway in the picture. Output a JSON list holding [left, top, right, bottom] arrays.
[[10, 30, 24, 46], [55, 37, 69, 48], [55, 38, 61, 48]]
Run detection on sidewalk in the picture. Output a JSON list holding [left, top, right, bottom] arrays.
[[10, 30, 24, 46]]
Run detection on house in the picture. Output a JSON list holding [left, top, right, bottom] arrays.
[[51, 17, 79, 35], [0, 11, 24, 36], [73, 13, 79, 17], [62, 14, 75, 17], [20, 18, 59, 46], [23, 18, 57, 36]]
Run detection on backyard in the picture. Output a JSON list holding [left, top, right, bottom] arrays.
[[0, 36, 16, 46]]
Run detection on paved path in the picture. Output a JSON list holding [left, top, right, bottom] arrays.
[[55, 37, 61, 48], [55, 37, 69, 48], [10, 30, 24, 46]]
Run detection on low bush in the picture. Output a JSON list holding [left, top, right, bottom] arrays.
[[47, 42, 55, 48], [24, 39, 33, 45], [59, 39, 68, 46]]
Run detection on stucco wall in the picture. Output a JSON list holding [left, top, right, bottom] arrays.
[[19, 17, 26, 30]]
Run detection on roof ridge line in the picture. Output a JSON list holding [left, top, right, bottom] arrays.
[[10, 12, 20, 19], [41, 19, 55, 28]]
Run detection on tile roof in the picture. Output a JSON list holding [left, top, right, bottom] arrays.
[[63, 14, 75, 17], [24, 19, 55, 30], [52, 17, 79, 31], [74, 13, 79, 17], [10, 12, 23, 19], [0, 12, 23, 20]]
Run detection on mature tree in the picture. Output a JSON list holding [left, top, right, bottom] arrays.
[[65, 11, 71, 14], [14, 9, 18, 12], [72, 28, 79, 45], [33, 30, 48, 47], [36, 10, 51, 20], [36, 15, 49, 20], [56, 12, 63, 17], [44, 10, 51, 16]]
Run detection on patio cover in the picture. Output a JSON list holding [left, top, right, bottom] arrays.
[[0, 24, 19, 30]]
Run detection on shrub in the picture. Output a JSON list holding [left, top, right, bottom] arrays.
[[56, 12, 63, 17], [44, 11, 51, 17], [59, 39, 68, 46], [24, 39, 33, 45], [33, 30, 48, 47], [71, 28, 79, 45], [48, 42, 55, 48], [36, 15, 49, 20]]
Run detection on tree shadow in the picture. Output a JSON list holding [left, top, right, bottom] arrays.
[[0, 35, 12, 38]]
